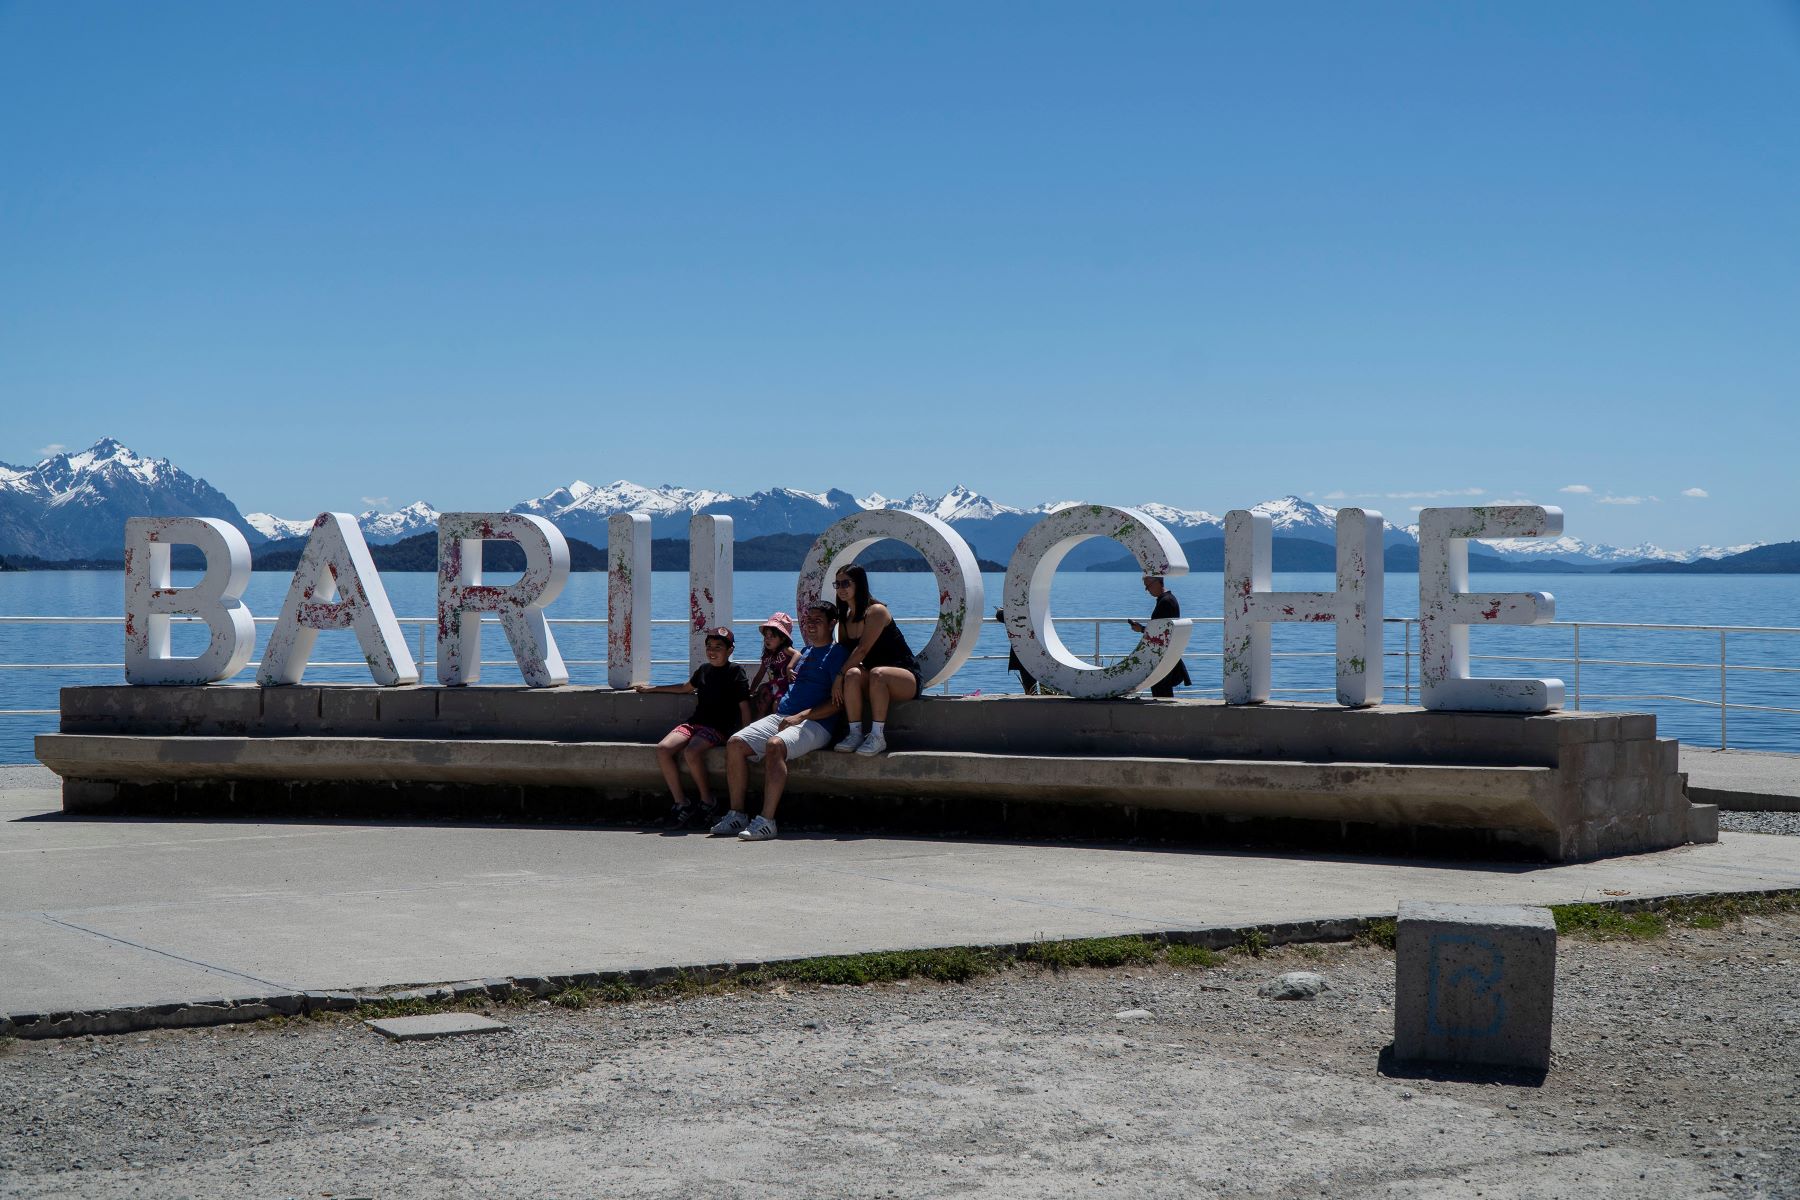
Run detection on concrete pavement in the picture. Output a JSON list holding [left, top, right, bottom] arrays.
[[5, 762, 1799, 1035], [1680, 744, 1800, 811]]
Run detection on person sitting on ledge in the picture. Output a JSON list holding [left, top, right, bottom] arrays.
[[1128, 573, 1192, 699], [747, 610, 802, 718], [633, 627, 752, 828], [712, 601, 849, 842], [830, 563, 922, 757]]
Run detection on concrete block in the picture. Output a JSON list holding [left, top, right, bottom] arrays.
[[319, 687, 382, 733], [303, 990, 358, 1013], [1617, 714, 1656, 741], [1549, 712, 1616, 744], [376, 687, 440, 730], [1580, 741, 1617, 779], [1686, 803, 1719, 844], [259, 687, 321, 732], [59, 778, 120, 813], [1607, 775, 1649, 817], [1395, 900, 1555, 1073], [434, 687, 511, 736], [365, 1013, 511, 1041], [1620, 738, 1658, 777], [1656, 738, 1680, 776]]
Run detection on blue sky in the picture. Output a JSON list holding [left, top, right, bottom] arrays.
[[2, 2, 1795, 549]]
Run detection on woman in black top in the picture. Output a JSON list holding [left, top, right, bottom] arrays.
[[829, 564, 920, 757]]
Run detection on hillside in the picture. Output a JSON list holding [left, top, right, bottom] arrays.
[[1612, 541, 1800, 574]]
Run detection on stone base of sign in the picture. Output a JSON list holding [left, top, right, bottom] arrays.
[[1393, 900, 1557, 1074], [40, 686, 1714, 862]]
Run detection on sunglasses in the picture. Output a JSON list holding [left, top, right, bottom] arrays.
[[833, 579, 853, 589]]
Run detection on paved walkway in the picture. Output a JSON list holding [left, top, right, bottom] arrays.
[[1680, 744, 1800, 810], [5, 763, 1800, 1025]]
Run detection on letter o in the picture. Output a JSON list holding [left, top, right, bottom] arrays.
[[1002, 505, 1192, 699], [796, 510, 985, 689]]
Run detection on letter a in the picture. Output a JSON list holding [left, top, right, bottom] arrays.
[[259, 513, 419, 686]]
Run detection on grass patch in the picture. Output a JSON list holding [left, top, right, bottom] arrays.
[[1552, 903, 1668, 941], [1020, 936, 1160, 972], [353, 992, 504, 1021], [764, 947, 1000, 986], [1551, 891, 1799, 942], [1357, 919, 1397, 950], [1235, 929, 1272, 958], [1166, 943, 1223, 969]]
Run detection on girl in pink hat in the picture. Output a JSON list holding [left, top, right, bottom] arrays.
[[748, 611, 802, 718]]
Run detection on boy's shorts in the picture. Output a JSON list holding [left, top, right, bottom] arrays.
[[730, 713, 834, 763], [671, 723, 726, 749]]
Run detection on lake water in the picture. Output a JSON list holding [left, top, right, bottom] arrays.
[[3, 569, 1797, 761]]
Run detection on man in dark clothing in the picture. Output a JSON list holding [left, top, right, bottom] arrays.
[[1128, 575, 1192, 699], [996, 608, 1037, 695]]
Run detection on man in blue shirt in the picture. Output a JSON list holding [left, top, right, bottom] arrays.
[[713, 601, 850, 841]]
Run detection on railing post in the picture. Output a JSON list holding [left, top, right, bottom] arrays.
[[1572, 624, 1581, 711], [1093, 619, 1101, 666], [1403, 620, 1412, 705], [1720, 629, 1728, 750], [418, 621, 427, 669]]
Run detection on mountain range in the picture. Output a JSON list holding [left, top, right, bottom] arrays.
[[0, 437, 1774, 570]]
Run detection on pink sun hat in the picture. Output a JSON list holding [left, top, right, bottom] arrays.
[[758, 611, 794, 640]]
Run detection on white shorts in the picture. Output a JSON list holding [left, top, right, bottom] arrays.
[[731, 713, 834, 763]]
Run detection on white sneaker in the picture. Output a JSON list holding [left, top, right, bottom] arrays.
[[856, 731, 888, 756], [738, 815, 779, 841], [833, 729, 866, 753], [710, 809, 750, 837]]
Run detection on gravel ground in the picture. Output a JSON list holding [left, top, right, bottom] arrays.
[[3, 914, 1797, 1199], [1719, 810, 1800, 836]]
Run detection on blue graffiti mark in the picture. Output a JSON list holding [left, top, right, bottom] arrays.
[[1426, 933, 1505, 1037]]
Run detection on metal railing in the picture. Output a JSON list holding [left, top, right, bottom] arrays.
[[1, 614, 1797, 750]]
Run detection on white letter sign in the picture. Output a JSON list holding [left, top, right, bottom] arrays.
[[1224, 507, 1384, 707], [688, 513, 733, 673], [607, 512, 652, 689], [123, 517, 255, 685], [1003, 505, 1191, 699], [796, 510, 985, 688], [436, 513, 570, 687], [1418, 505, 1564, 713], [258, 513, 418, 686]]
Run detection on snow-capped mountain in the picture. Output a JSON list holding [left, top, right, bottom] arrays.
[[246, 500, 441, 544], [0, 439, 1777, 568], [1246, 496, 1420, 551], [508, 480, 858, 543], [355, 500, 441, 544], [1136, 503, 1221, 530], [1686, 543, 1766, 562], [861, 484, 1022, 523], [0, 438, 261, 560], [1481, 535, 1676, 565], [244, 512, 316, 541], [515, 480, 732, 524]]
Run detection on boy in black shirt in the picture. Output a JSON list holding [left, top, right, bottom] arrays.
[[632, 627, 752, 827]]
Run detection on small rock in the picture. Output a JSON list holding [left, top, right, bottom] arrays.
[[1258, 972, 1329, 1000], [1113, 1008, 1153, 1021]]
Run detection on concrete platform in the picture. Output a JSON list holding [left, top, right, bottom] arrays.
[[4, 762, 1796, 1038], [1680, 745, 1800, 812], [42, 686, 1713, 861]]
